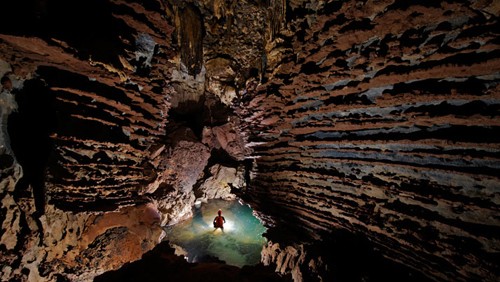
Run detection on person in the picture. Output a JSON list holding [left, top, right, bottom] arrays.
[[213, 209, 226, 231]]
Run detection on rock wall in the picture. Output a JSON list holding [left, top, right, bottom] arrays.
[[1, 0, 175, 212], [0, 0, 255, 280], [241, 1, 500, 281], [1, 1, 175, 279], [94, 241, 290, 282], [2, 0, 499, 281]]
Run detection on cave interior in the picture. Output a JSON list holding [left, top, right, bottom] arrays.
[[0, 0, 499, 281]]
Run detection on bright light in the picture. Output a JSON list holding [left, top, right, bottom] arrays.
[[223, 220, 234, 231], [166, 199, 267, 267], [206, 218, 234, 232]]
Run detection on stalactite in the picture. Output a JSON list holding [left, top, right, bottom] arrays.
[[268, 0, 286, 40], [176, 3, 204, 76]]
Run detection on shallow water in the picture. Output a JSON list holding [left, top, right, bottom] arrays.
[[164, 199, 267, 267]]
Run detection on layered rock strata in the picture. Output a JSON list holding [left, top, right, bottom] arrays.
[[1, 0, 259, 280], [1, 0, 499, 281], [1, 0, 175, 278], [241, 1, 500, 281]]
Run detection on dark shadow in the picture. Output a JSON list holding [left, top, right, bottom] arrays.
[[8, 78, 57, 216], [94, 241, 291, 282], [0, 0, 134, 67]]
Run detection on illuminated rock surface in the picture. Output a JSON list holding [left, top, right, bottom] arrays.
[[165, 199, 267, 267], [0, 0, 499, 281], [94, 241, 289, 282]]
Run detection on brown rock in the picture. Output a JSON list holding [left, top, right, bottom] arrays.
[[202, 120, 248, 161], [196, 164, 246, 202]]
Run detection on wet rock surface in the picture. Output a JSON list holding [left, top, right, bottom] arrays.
[[94, 241, 291, 282]]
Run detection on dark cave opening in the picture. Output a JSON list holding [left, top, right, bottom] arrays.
[[167, 91, 234, 141], [0, 0, 133, 67], [8, 78, 57, 216], [168, 99, 206, 139]]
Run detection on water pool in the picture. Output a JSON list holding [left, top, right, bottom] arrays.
[[164, 199, 267, 267]]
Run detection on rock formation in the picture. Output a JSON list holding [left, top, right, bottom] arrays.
[[0, 0, 499, 281], [94, 241, 290, 282], [240, 1, 500, 281]]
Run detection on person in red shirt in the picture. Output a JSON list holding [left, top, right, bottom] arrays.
[[213, 209, 226, 231]]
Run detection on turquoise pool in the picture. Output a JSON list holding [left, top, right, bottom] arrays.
[[164, 199, 267, 267]]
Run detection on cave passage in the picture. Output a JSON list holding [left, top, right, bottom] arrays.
[[164, 199, 267, 267]]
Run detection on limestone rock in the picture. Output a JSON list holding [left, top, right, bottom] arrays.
[[205, 57, 238, 105], [262, 241, 306, 282], [202, 120, 249, 161], [1, 0, 499, 281], [242, 1, 500, 281], [95, 241, 290, 282], [196, 164, 246, 202]]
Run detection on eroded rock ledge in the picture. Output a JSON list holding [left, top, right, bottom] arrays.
[[0, 0, 251, 280], [94, 241, 290, 282], [240, 1, 500, 281]]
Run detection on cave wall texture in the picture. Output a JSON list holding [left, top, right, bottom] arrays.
[[241, 0, 500, 281], [0, 0, 499, 281]]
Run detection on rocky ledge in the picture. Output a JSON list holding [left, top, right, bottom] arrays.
[[240, 0, 500, 281]]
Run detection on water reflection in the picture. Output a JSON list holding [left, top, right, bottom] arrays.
[[164, 199, 267, 267]]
